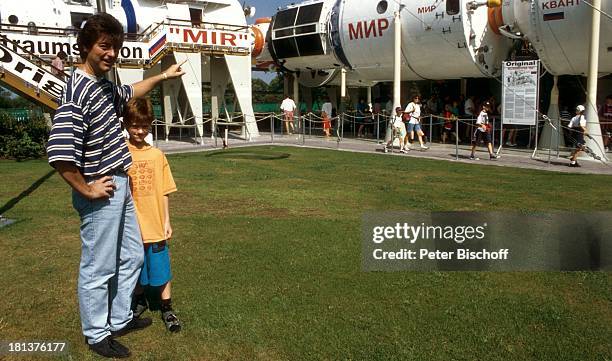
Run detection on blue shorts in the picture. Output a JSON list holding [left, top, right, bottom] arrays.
[[407, 123, 421, 133], [139, 241, 172, 287], [574, 132, 585, 147]]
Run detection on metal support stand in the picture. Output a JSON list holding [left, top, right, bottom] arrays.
[[531, 120, 540, 159], [429, 115, 433, 144], [376, 113, 380, 141], [455, 118, 459, 160], [302, 114, 306, 145]]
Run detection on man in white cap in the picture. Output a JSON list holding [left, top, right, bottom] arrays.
[[568, 104, 587, 167]]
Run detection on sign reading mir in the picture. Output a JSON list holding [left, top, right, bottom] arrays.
[[174, 27, 250, 47], [348, 18, 390, 40]]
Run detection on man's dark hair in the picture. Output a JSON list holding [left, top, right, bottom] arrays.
[[77, 13, 124, 61]]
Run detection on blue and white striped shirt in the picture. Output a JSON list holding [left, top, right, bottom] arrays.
[[47, 69, 133, 176]]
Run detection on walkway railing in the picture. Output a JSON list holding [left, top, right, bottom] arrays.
[[150, 111, 611, 164]]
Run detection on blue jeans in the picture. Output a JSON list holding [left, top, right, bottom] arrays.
[[72, 172, 144, 344]]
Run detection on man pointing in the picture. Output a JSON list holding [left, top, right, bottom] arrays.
[[46, 13, 186, 358]]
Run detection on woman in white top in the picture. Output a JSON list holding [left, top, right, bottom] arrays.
[[404, 95, 428, 150]]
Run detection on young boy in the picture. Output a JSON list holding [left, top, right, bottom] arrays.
[[568, 104, 588, 167], [470, 102, 500, 160], [384, 107, 408, 153], [124, 98, 181, 332]]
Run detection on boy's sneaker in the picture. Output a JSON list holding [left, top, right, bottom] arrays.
[[420, 144, 429, 150], [131, 295, 148, 318], [162, 310, 182, 333], [132, 302, 148, 319], [400, 149, 408, 154], [569, 161, 581, 167], [470, 155, 479, 160], [489, 154, 500, 160], [111, 317, 152, 337], [88, 336, 130, 358]]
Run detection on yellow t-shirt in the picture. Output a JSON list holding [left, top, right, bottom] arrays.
[[127, 142, 177, 243]]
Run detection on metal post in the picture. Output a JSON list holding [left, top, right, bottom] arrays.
[[548, 119, 553, 165], [271, 115, 274, 143], [302, 114, 306, 145], [341, 113, 345, 140], [309, 113, 312, 137], [531, 121, 540, 159], [498, 119, 503, 155], [491, 117, 496, 150], [556, 124, 560, 159], [376, 113, 380, 141], [455, 117, 459, 160], [429, 115, 433, 144], [213, 121, 218, 148]]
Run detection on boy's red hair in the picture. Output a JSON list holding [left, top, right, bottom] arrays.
[[124, 98, 154, 126]]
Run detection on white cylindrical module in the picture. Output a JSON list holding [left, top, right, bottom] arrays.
[[500, 0, 612, 75], [339, 0, 511, 81], [267, 0, 513, 87]]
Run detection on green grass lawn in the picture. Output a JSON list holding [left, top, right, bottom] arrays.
[[1, 146, 611, 361]]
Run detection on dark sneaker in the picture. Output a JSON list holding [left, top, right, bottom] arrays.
[[569, 162, 581, 167], [88, 336, 130, 358], [133, 302, 148, 318], [470, 155, 479, 160], [162, 310, 182, 333], [111, 317, 152, 337], [489, 154, 500, 160], [131, 298, 148, 319]]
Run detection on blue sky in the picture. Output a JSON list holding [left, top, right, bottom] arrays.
[[246, 0, 293, 83], [245, 0, 291, 24]]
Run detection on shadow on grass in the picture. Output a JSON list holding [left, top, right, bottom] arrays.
[[0, 169, 56, 215], [205, 150, 291, 161]]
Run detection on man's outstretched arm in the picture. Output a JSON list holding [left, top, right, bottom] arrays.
[[131, 60, 187, 98]]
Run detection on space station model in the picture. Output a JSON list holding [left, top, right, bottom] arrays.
[[255, 0, 611, 85], [0, 0, 262, 139]]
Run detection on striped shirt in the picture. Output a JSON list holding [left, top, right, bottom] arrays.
[[47, 69, 133, 176]]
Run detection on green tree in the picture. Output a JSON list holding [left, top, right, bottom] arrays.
[[0, 87, 36, 109]]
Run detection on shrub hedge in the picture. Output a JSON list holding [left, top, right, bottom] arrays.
[[0, 112, 49, 160]]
